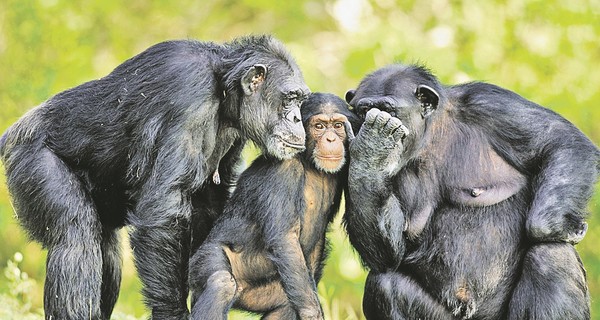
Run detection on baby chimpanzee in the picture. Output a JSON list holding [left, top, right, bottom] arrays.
[[189, 93, 360, 320]]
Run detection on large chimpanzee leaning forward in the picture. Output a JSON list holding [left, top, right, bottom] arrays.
[[0, 35, 309, 319], [189, 93, 359, 320], [343, 64, 600, 319]]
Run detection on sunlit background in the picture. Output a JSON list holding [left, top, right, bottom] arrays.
[[0, 1, 599, 319]]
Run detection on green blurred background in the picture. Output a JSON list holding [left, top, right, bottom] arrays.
[[0, 0, 599, 319]]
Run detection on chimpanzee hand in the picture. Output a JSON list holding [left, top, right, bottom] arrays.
[[350, 108, 409, 176], [567, 221, 588, 244], [528, 215, 588, 245]]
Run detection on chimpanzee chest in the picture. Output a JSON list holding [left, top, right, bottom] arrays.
[[299, 170, 338, 251]]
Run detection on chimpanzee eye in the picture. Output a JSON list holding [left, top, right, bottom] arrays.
[[333, 122, 343, 129], [315, 123, 325, 130]]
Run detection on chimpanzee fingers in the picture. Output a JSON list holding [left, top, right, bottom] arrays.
[[382, 116, 403, 136], [391, 123, 410, 141], [382, 117, 409, 143], [373, 109, 392, 129], [363, 108, 382, 127]]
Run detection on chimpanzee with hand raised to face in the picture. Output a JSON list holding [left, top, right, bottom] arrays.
[[189, 93, 359, 320], [0, 35, 309, 320], [344, 64, 600, 319]]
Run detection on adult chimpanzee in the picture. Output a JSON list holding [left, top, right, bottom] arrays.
[[0, 35, 310, 320], [343, 64, 600, 319], [188, 93, 359, 320]]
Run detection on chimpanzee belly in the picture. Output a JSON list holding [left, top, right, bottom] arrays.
[[402, 194, 528, 318]]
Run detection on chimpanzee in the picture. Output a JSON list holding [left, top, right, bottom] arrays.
[[343, 64, 600, 319], [0, 35, 310, 320], [188, 93, 359, 320]]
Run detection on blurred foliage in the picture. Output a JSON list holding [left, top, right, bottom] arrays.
[[0, 0, 599, 319]]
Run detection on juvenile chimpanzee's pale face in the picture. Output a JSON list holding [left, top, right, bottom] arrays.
[[307, 110, 349, 173]]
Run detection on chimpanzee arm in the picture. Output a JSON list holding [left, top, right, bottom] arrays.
[[344, 108, 409, 272], [128, 131, 214, 318], [522, 113, 598, 243], [267, 225, 324, 319], [215, 139, 246, 192], [259, 164, 324, 319], [463, 83, 600, 243], [190, 139, 245, 252]]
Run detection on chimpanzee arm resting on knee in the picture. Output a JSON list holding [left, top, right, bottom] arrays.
[[267, 228, 323, 318], [524, 123, 599, 243], [256, 164, 324, 318], [463, 84, 600, 243]]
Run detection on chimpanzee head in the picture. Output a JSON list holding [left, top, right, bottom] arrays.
[[301, 93, 360, 173], [224, 36, 310, 160], [345, 64, 445, 156]]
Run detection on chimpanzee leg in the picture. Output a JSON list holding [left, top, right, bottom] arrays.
[[508, 243, 590, 320], [4, 146, 105, 319], [100, 228, 122, 319], [363, 272, 455, 320], [189, 242, 237, 320], [129, 218, 191, 319]]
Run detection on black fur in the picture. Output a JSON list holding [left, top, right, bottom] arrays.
[[344, 64, 600, 319], [0, 35, 309, 320], [188, 93, 359, 320]]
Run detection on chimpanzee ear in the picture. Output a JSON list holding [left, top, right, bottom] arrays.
[[242, 64, 268, 95], [343, 120, 355, 142], [415, 84, 439, 118], [345, 89, 356, 103]]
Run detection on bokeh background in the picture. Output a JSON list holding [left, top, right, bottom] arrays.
[[0, 0, 599, 319]]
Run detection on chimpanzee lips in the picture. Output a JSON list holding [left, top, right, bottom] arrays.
[[316, 155, 343, 160], [281, 139, 306, 151]]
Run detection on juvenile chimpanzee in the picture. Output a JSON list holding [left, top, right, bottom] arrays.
[[188, 93, 359, 320], [343, 64, 600, 319], [0, 35, 310, 320]]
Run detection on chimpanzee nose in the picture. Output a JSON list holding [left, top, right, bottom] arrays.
[[287, 107, 302, 124], [326, 132, 337, 142]]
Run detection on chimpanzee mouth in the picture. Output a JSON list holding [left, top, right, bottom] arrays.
[[280, 139, 306, 151], [316, 155, 343, 161]]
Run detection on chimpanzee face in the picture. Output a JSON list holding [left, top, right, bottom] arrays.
[[345, 64, 440, 123], [239, 63, 310, 160], [344, 64, 442, 153], [301, 93, 359, 174]]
